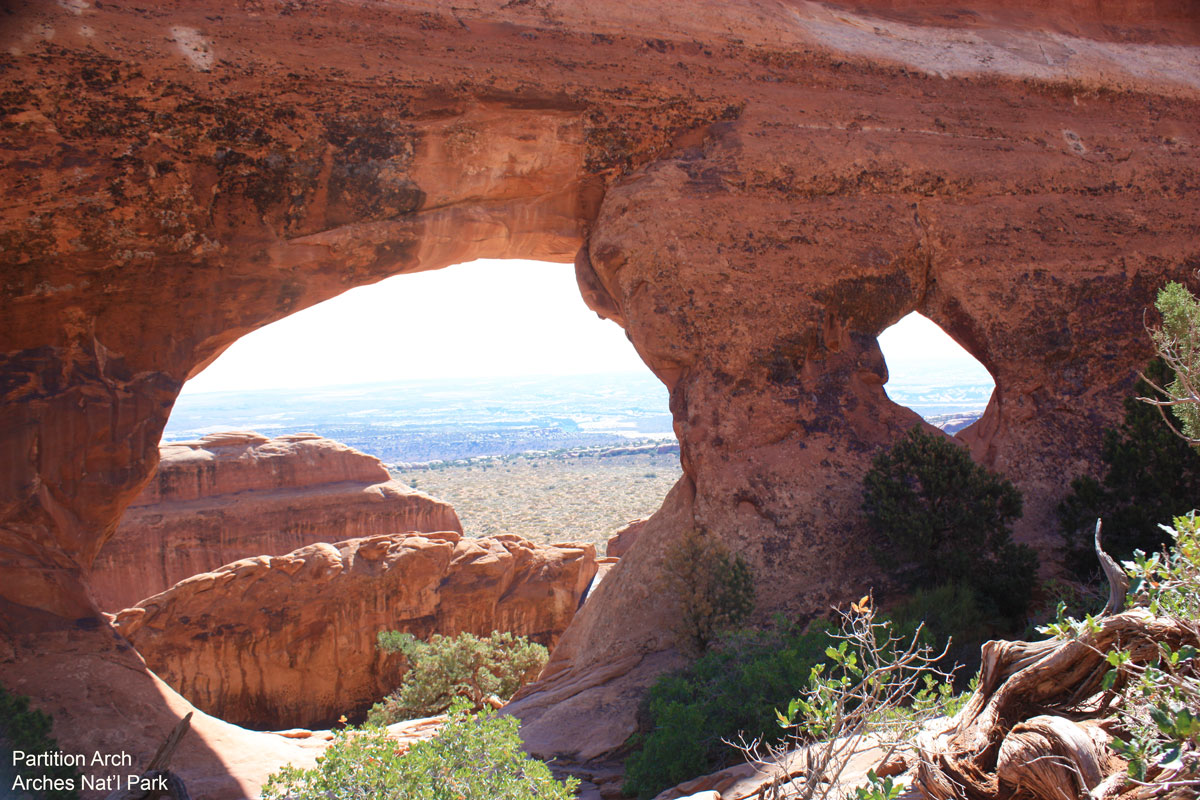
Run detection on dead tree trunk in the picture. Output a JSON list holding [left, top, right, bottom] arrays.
[[913, 524, 1198, 800], [104, 712, 193, 800]]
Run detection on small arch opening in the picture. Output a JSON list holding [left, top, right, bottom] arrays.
[[877, 312, 995, 434]]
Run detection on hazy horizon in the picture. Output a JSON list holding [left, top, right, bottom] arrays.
[[178, 257, 993, 399]]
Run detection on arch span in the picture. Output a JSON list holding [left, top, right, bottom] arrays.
[[3, 1, 1200, 793]]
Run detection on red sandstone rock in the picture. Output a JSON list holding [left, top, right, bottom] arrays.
[[89, 431, 461, 610], [1, 2, 1199, 793], [0, 625, 327, 800], [652, 737, 887, 800], [605, 518, 647, 559], [112, 532, 596, 729], [385, 714, 446, 755]]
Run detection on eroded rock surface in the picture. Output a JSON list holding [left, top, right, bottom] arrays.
[[90, 431, 461, 610], [2, 1, 1199, 793], [112, 532, 597, 729], [0, 625, 327, 800], [605, 518, 646, 559]]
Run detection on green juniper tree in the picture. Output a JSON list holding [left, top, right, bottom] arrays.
[[861, 426, 1036, 625], [368, 631, 547, 725], [1146, 280, 1200, 441], [1057, 358, 1200, 578]]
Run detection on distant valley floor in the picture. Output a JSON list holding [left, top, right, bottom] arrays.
[[391, 448, 683, 549], [163, 375, 985, 548]]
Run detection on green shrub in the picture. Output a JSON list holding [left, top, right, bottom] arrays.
[[0, 684, 80, 800], [1150, 280, 1200, 440], [1022, 577, 1105, 642], [862, 426, 1037, 626], [368, 631, 547, 725], [262, 705, 578, 800], [887, 582, 991, 676], [1057, 359, 1200, 579], [622, 621, 830, 799], [658, 527, 756, 656]]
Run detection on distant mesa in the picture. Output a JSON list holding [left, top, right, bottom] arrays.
[[929, 411, 984, 435], [595, 442, 680, 458], [113, 531, 597, 730], [90, 431, 462, 610]]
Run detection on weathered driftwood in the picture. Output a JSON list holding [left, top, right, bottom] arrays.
[[1095, 522, 1130, 618], [104, 712, 192, 800], [913, 524, 1197, 800], [995, 715, 1115, 800]]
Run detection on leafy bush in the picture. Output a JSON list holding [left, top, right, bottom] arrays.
[[263, 705, 578, 800], [658, 527, 756, 656], [1148, 280, 1200, 441], [622, 621, 831, 799], [1038, 513, 1200, 794], [0, 684, 80, 800], [862, 426, 1037, 625], [1057, 359, 1200, 579], [368, 631, 547, 725]]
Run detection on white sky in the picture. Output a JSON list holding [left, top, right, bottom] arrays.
[[180, 258, 991, 396], [877, 312, 994, 386], [181, 259, 645, 395]]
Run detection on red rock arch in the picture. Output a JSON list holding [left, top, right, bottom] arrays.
[[2, 1, 1199, 794]]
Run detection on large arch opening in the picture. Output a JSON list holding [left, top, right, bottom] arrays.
[[166, 257, 681, 545], [98, 257, 681, 730], [876, 312, 995, 434]]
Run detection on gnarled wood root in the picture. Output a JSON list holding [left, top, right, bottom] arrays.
[[914, 612, 1198, 800], [996, 716, 1116, 800]]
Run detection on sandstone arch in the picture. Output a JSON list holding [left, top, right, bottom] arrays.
[[2, 1, 1199, 795]]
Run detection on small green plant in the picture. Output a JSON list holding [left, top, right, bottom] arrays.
[[1039, 513, 1200, 794], [621, 620, 831, 799], [658, 527, 756, 656], [852, 770, 903, 800], [0, 684, 80, 800], [262, 704, 578, 800], [1106, 516, 1200, 789], [862, 426, 1037, 625], [368, 631, 547, 725]]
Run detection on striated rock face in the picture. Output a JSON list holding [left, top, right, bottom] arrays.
[[2, 1, 1199, 792], [89, 431, 461, 610], [112, 531, 597, 729]]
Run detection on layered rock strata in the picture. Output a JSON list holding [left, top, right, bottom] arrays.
[[112, 532, 597, 729], [89, 431, 461, 610], [1, 1, 1199, 793]]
